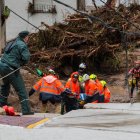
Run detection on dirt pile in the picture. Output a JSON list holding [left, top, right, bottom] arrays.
[[28, 4, 140, 75]]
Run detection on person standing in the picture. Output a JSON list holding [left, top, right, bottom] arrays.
[[78, 63, 87, 83], [0, 31, 34, 115], [78, 63, 87, 93], [128, 61, 140, 99]]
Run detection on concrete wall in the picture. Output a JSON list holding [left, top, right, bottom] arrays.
[[5, 0, 77, 40]]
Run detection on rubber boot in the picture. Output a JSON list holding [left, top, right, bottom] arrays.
[[21, 100, 34, 115]]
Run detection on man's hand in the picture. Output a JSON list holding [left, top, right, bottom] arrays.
[[29, 88, 35, 97], [72, 92, 77, 95]]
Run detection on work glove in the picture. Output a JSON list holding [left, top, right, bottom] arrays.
[[36, 68, 44, 77], [79, 100, 85, 105], [72, 92, 77, 96], [29, 88, 35, 97], [61, 88, 72, 97]]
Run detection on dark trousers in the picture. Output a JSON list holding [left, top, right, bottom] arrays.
[[85, 92, 104, 103], [0, 62, 31, 114], [39, 92, 61, 104], [61, 95, 78, 114], [65, 97, 78, 112]]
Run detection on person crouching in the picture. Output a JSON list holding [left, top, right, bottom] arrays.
[[29, 69, 65, 113], [65, 72, 80, 112]]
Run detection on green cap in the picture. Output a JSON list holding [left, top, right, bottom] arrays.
[[18, 31, 29, 39]]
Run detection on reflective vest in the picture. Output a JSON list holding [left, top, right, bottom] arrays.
[[95, 79, 103, 93], [85, 80, 98, 96], [33, 77, 65, 95], [79, 75, 83, 82], [101, 87, 111, 103], [65, 79, 80, 98]]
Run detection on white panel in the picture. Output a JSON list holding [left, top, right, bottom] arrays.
[[5, 0, 77, 40]]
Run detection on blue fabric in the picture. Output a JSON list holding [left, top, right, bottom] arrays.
[[39, 92, 61, 104], [80, 93, 87, 101]]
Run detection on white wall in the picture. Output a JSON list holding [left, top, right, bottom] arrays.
[[0, 0, 6, 52], [86, 0, 140, 7], [5, 0, 77, 40]]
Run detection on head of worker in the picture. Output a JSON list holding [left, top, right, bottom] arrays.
[[48, 69, 56, 75], [134, 61, 140, 69], [71, 72, 79, 83], [78, 63, 86, 74], [90, 74, 97, 80], [18, 31, 30, 44], [83, 74, 90, 83], [100, 80, 107, 88]]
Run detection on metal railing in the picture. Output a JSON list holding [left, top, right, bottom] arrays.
[[34, 4, 57, 13]]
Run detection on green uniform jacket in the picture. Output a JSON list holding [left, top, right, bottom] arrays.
[[1, 37, 30, 68]]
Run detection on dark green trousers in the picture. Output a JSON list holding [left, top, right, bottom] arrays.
[[0, 61, 31, 114]]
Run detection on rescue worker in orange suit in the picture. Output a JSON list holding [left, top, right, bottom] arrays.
[[83, 74, 103, 103], [29, 69, 65, 113], [65, 72, 80, 112], [128, 61, 140, 99], [90, 74, 103, 93], [100, 80, 111, 103]]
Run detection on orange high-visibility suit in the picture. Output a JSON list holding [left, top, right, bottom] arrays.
[[64, 72, 80, 112], [32, 74, 65, 113], [65, 72, 80, 99], [101, 87, 111, 103], [84, 79, 101, 103], [85, 79, 98, 96], [94, 79, 103, 93], [33, 75, 65, 95]]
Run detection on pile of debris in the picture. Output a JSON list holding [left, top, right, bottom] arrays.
[[28, 4, 140, 74]]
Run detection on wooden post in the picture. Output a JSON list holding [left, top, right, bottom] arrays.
[[0, 0, 6, 54], [77, 0, 85, 11]]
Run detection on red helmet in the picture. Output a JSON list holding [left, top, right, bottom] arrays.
[[8, 106, 15, 116]]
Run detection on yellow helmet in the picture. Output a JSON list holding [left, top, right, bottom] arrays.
[[90, 74, 97, 80], [100, 80, 107, 87]]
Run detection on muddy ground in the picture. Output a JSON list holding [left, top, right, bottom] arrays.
[[7, 69, 137, 113]]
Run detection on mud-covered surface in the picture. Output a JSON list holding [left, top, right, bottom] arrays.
[[7, 69, 136, 113]]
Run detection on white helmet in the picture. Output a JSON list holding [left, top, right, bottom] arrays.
[[48, 69, 55, 75], [83, 74, 90, 82], [79, 63, 86, 69]]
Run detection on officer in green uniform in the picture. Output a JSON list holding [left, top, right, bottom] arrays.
[[0, 31, 34, 115]]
